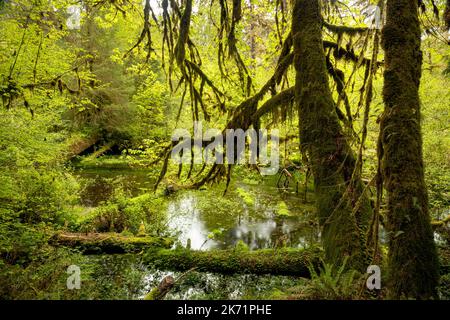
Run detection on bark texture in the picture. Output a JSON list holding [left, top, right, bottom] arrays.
[[380, 0, 440, 299], [292, 0, 372, 271], [445, 0, 450, 30]]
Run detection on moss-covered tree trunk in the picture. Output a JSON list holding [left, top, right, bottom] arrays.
[[292, 0, 372, 271], [380, 0, 439, 299], [445, 0, 450, 30]]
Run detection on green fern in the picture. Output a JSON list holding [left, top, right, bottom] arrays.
[[303, 257, 361, 300]]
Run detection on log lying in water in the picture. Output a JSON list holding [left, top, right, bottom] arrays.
[[143, 247, 323, 277], [51, 232, 174, 254]]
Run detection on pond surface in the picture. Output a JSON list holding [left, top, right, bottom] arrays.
[[83, 254, 306, 300], [166, 189, 319, 250], [140, 269, 305, 300], [74, 166, 320, 299], [75, 167, 320, 250], [74, 164, 449, 300], [75, 168, 156, 207]]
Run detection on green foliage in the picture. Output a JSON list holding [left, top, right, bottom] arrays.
[[0, 0, 448, 301], [207, 228, 224, 240], [299, 258, 363, 300], [75, 155, 133, 170], [438, 273, 450, 300], [76, 188, 167, 236], [0, 108, 80, 225], [236, 187, 255, 206], [0, 247, 147, 300], [420, 71, 450, 213], [234, 240, 250, 252], [276, 201, 291, 217]]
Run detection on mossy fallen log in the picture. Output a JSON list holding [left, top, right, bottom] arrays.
[[144, 276, 175, 300], [51, 232, 174, 254], [432, 215, 450, 229], [143, 247, 323, 277], [67, 136, 99, 160]]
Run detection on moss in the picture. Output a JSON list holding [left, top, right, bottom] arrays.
[[438, 273, 450, 300], [137, 221, 147, 237], [52, 232, 174, 254], [292, 0, 372, 271], [236, 187, 255, 206], [144, 287, 160, 300], [143, 246, 323, 277], [73, 156, 134, 170], [242, 177, 260, 186], [235, 240, 249, 252], [276, 201, 290, 217], [380, 0, 440, 299]]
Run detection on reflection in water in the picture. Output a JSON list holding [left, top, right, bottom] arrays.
[[75, 168, 320, 250], [75, 168, 322, 299], [140, 269, 300, 300], [75, 169, 155, 207], [167, 194, 319, 250], [167, 197, 219, 250]]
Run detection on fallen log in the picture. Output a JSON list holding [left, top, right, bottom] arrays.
[[86, 142, 115, 159], [144, 275, 175, 300], [66, 136, 99, 160], [51, 232, 174, 254], [143, 247, 323, 277], [432, 215, 450, 229]]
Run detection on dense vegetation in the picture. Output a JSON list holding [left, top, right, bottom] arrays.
[[0, 0, 449, 300]]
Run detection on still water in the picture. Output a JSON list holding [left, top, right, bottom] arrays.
[[75, 168, 320, 250]]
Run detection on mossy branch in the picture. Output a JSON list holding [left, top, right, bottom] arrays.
[[124, 0, 154, 61], [323, 40, 383, 68], [323, 21, 368, 36], [252, 87, 295, 121]]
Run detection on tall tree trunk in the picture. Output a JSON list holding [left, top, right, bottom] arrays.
[[292, 0, 372, 271], [380, 0, 439, 299], [445, 0, 450, 30]]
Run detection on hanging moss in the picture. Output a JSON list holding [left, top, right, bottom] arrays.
[[124, 0, 154, 61], [174, 0, 192, 65], [323, 21, 368, 37], [323, 40, 382, 68]]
